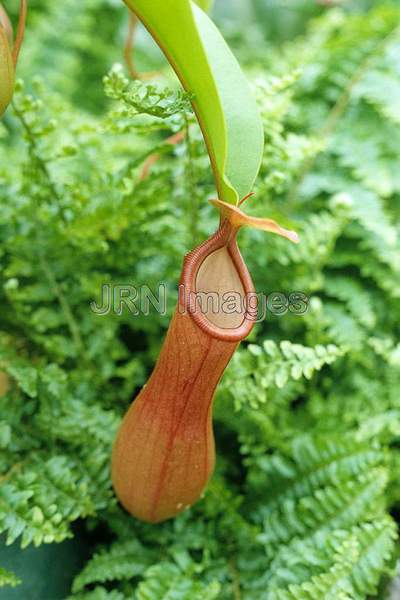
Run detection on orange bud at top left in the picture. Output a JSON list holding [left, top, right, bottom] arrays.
[[0, 4, 13, 45]]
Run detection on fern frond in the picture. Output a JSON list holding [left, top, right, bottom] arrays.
[[305, 301, 365, 348], [104, 64, 193, 119], [69, 587, 126, 600], [348, 517, 397, 598], [324, 275, 376, 329], [35, 397, 120, 449], [248, 435, 386, 510], [267, 531, 359, 600], [356, 68, 400, 126], [221, 340, 345, 410], [270, 211, 347, 272], [72, 539, 156, 593], [349, 187, 400, 264], [267, 515, 397, 599], [0, 455, 96, 548], [259, 467, 388, 549], [136, 562, 220, 600], [0, 566, 21, 588]]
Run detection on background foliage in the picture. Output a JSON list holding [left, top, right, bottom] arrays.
[[1, 0, 400, 598]]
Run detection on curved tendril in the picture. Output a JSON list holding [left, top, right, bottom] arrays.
[[124, 11, 140, 79], [123, 8, 159, 81], [12, 0, 27, 66]]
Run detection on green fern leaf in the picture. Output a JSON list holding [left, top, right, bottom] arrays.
[[72, 539, 156, 592]]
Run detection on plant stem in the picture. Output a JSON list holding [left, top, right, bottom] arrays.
[[38, 254, 90, 365], [229, 557, 242, 600], [124, 11, 140, 79], [11, 99, 66, 222], [123, 9, 159, 80], [138, 130, 185, 181]]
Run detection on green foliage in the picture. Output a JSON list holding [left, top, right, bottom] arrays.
[[135, 561, 221, 600], [0, 566, 21, 588], [264, 517, 397, 599], [103, 65, 193, 119], [1, 1, 400, 598], [220, 339, 345, 410], [71, 539, 157, 592], [71, 588, 126, 600]]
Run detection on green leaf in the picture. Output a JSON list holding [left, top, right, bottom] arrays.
[[193, 5, 264, 200], [194, 0, 213, 11], [125, 0, 264, 203], [5, 365, 38, 398]]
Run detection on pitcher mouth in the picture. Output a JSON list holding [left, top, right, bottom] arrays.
[[178, 220, 258, 343]]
